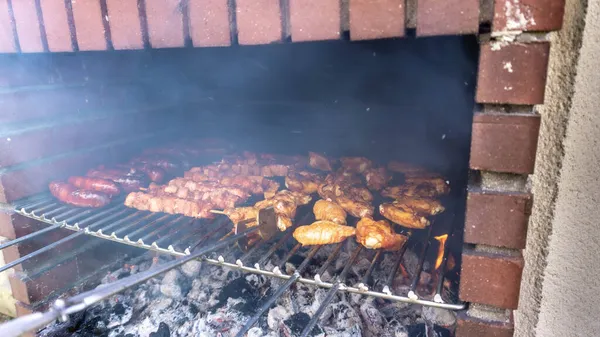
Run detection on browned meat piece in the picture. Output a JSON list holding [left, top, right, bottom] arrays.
[[379, 203, 430, 229], [356, 218, 408, 251], [313, 199, 347, 225], [261, 164, 290, 177], [387, 161, 424, 174], [309, 152, 333, 171], [403, 177, 450, 195], [293, 221, 356, 246], [285, 171, 324, 194], [124, 191, 215, 218], [67, 176, 121, 196], [223, 206, 259, 224], [262, 179, 280, 199], [49, 182, 110, 208], [392, 197, 445, 216], [336, 195, 373, 218], [364, 167, 391, 191], [340, 157, 373, 174]]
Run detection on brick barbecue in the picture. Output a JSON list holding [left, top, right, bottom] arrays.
[[0, 0, 567, 336]]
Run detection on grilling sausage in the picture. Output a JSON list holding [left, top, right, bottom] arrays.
[[86, 169, 147, 192], [49, 181, 110, 208], [67, 176, 121, 196]]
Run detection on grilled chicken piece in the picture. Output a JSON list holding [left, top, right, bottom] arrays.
[[392, 197, 445, 216], [336, 195, 374, 218], [364, 167, 392, 191], [262, 179, 280, 199], [382, 179, 449, 199], [340, 157, 373, 174], [403, 177, 450, 195], [309, 152, 333, 171], [223, 206, 259, 224], [313, 199, 347, 225], [387, 161, 424, 174], [356, 218, 408, 251], [379, 203, 430, 229], [293, 221, 356, 246], [285, 171, 324, 194]]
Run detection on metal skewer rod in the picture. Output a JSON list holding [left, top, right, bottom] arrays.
[[359, 250, 383, 287], [299, 246, 364, 337], [0, 225, 262, 337], [0, 224, 63, 251], [234, 245, 322, 337]]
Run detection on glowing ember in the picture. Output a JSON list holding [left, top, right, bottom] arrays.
[[433, 234, 448, 269]]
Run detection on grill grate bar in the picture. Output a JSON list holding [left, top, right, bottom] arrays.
[[234, 245, 322, 337], [299, 246, 363, 337], [6, 193, 466, 311], [408, 225, 435, 300]]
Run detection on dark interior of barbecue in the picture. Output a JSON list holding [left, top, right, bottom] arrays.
[[1, 35, 478, 336]]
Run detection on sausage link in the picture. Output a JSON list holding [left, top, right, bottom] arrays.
[[68, 176, 121, 196], [86, 170, 147, 192], [49, 181, 110, 208]]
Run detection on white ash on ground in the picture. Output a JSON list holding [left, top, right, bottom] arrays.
[[39, 239, 456, 337]]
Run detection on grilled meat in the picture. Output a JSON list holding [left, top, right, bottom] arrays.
[[293, 221, 356, 246], [313, 199, 347, 225], [309, 152, 333, 171], [67, 176, 121, 196], [340, 157, 372, 174], [356, 217, 408, 251], [379, 203, 430, 229], [364, 167, 391, 191], [285, 171, 324, 194], [336, 195, 374, 218], [49, 181, 111, 208], [403, 177, 449, 195], [223, 206, 259, 224], [124, 192, 215, 218], [392, 197, 445, 216]]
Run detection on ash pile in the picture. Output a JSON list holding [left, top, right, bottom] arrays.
[[39, 240, 456, 337]]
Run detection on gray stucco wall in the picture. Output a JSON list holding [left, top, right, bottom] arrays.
[[515, 0, 600, 335]]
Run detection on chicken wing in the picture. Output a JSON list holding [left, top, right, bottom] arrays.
[[404, 177, 450, 195], [336, 195, 374, 218], [313, 199, 347, 225], [293, 221, 356, 246], [379, 203, 430, 229], [364, 167, 392, 191], [340, 157, 373, 174], [285, 171, 324, 194], [309, 152, 333, 171], [356, 218, 408, 251], [392, 197, 445, 216]]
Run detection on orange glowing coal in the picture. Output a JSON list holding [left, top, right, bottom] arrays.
[[434, 234, 448, 269]]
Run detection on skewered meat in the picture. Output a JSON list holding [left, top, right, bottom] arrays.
[[356, 218, 408, 251], [262, 179, 280, 199], [313, 199, 347, 225], [336, 195, 373, 218], [49, 182, 110, 208], [293, 221, 356, 246], [67, 176, 121, 196], [285, 171, 324, 194], [124, 192, 215, 218], [223, 207, 258, 224], [392, 197, 445, 215], [309, 152, 333, 171], [340, 157, 372, 174], [364, 167, 391, 191], [379, 203, 430, 229]]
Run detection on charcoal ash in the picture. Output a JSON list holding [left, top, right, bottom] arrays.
[[40, 240, 457, 337]]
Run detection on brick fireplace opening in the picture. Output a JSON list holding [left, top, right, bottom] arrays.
[[0, 0, 570, 336]]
